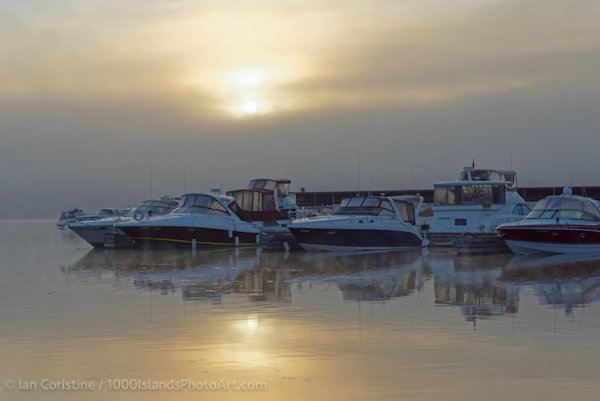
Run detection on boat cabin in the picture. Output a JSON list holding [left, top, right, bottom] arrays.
[[226, 178, 297, 222], [173, 193, 242, 218], [527, 193, 600, 222], [334, 196, 417, 225], [458, 167, 517, 189]]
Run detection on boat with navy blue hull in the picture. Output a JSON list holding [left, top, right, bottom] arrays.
[[116, 192, 260, 249], [288, 195, 428, 251], [497, 187, 600, 254]]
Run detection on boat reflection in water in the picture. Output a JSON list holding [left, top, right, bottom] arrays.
[[291, 250, 427, 302], [430, 252, 519, 324], [64, 246, 600, 322], [65, 248, 429, 305], [500, 253, 600, 315], [65, 248, 263, 302]]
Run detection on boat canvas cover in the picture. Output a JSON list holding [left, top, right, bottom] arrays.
[[226, 189, 280, 221]]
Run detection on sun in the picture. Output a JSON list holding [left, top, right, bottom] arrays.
[[241, 101, 259, 114]]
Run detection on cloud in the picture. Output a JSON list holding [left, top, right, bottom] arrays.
[[1, 0, 600, 217]]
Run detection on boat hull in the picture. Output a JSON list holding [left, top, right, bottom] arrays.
[[499, 224, 600, 254], [68, 225, 118, 247], [119, 226, 259, 248], [289, 227, 422, 252]]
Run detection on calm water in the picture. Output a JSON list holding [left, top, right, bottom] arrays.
[[1, 221, 600, 401]]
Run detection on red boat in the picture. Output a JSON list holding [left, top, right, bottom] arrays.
[[497, 187, 600, 254]]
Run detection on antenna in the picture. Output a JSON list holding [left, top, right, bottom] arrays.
[[149, 167, 153, 198], [183, 167, 186, 193], [357, 150, 361, 193], [409, 165, 418, 192], [576, 164, 587, 197], [510, 152, 513, 171], [552, 166, 556, 195]]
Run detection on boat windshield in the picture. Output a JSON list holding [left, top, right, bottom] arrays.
[[333, 197, 396, 216], [526, 196, 600, 221], [97, 208, 118, 216], [249, 179, 277, 191], [130, 200, 175, 216], [173, 194, 230, 215]]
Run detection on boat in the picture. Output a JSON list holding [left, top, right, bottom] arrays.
[[115, 191, 260, 248], [497, 187, 600, 254], [57, 207, 120, 230], [226, 178, 301, 224], [57, 208, 86, 229], [426, 165, 531, 251], [226, 178, 302, 248], [288, 195, 428, 251], [68, 197, 179, 248]]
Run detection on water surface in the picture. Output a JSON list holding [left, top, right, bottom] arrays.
[[1, 221, 599, 400]]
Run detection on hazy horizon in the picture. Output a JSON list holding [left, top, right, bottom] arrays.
[[2, 0, 600, 218]]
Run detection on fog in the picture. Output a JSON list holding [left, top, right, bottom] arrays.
[[1, 0, 599, 218]]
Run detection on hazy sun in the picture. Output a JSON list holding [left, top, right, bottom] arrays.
[[241, 101, 259, 114], [183, 64, 306, 117]]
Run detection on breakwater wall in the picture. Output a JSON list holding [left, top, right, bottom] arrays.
[[295, 186, 600, 206]]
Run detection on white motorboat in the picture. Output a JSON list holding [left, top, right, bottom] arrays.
[[116, 192, 260, 248], [57, 207, 120, 230], [427, 166, 531, 250], [57, 208, 86, 229], [68, 197, 179, 248], [288, 195, 428, 251]]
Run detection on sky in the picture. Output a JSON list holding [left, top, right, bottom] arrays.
[[1, 0, 600, 218]]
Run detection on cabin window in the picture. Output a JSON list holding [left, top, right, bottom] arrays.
[[395, 201, 416, 224], [251, 179, 266, 189], [276, 182, 290, 197], [264, 194, 276, 211], [347, 198, 365, 207], [379, 200, 396, 217], [492, 185, 505, 204], [434, 186, 458, 205], [461, 185, 493, 205], [242, 191, 254, 210], [192, 196, 212, 208], [434, 187, 449, 205], [335, 197, 399, 216], [362, 198, 381, 207], [253, 192, 262, 211], [174, 195, 218, 213], [471, 170, 490, 181], [455, 218, 468, 226], [210, 200, 228, 215], [512, 204, 531, 215], [181, 195, 196, 208]]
